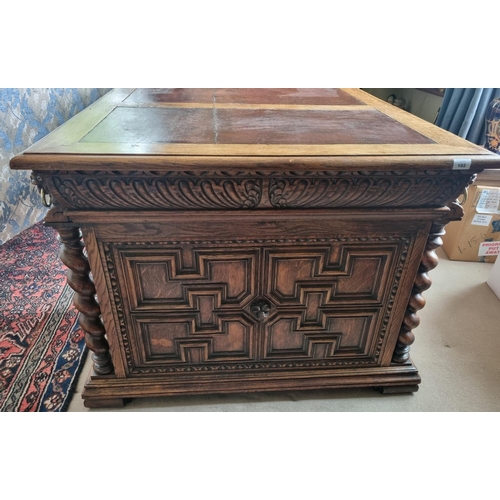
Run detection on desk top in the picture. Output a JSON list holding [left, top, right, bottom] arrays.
[[10, 88, 500, 172]]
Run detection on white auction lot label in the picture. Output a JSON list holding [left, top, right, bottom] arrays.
[[452, 158, 472, 170], [478, 241, 500, 256]]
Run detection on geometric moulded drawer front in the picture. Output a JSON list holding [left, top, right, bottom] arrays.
[[264, 313, 375, 359], [261, 246, 394, 363], [101, 232, 414, 375], [114, 247, 259, 370]]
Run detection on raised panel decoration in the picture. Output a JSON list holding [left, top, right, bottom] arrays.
[[110, 246, 259, 370], [127, 248, 256, 308], [261, 244, 401, 362], [265, 313, 374, 359], [101, 235, 412, 374], [139, 314, 253, 363]]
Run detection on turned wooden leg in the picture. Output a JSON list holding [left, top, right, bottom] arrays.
[[393, 220, 445, 364], [57, 226, 114, 375]]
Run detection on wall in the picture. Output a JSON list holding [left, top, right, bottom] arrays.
[[362, 88, 443, 124], [0, 88, 111, 244]]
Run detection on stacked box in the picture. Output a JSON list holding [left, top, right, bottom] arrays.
[[442, 184, 500, 263]]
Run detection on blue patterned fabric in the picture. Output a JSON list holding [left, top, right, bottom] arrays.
[[0, 88, 111, 244]]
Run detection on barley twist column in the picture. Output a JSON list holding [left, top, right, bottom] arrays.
[[392, 198, 467, 364], [392, 220, 446, 363], [57, 226, 114, 375]]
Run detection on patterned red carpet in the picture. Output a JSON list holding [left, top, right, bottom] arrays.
[[0, 222, 87, 411]]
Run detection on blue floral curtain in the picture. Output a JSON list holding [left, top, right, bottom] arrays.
[[436, 88, 500, 145]]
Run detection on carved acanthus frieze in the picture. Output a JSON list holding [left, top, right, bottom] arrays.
[[35, 170, 475, 211], [46, 176, 262, 210], [268, 175, 468, 208]]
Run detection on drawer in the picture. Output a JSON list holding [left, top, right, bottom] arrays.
[[127, 248, 259, 367]]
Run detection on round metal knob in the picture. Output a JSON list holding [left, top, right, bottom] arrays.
[[250, 300, 271, 321]]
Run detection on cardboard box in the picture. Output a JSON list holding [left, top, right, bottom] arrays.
[[475, 169, 500, 187], [487, 255, 500, 300], [442, 184, 500, 263]]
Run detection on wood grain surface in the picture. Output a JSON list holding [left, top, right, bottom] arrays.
[[11, 88, 499, 170]]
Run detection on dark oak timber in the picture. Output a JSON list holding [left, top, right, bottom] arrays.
[[11, 88, 500, 408]]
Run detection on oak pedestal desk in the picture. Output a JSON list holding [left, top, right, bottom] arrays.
[[11, 88, 500, 408]]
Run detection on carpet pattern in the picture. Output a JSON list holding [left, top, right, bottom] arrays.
[[0, 222, 87, 411]]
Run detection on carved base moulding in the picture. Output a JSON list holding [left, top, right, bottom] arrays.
[[11, 88, 500, 408], [81, 364, 422, 407]]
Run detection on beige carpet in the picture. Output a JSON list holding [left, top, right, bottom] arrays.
[[68, 248, 500, 412]]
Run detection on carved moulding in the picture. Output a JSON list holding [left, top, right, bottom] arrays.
[[268, 175, 469, 209], [34, 169, 474, 211], [100, 235, 410, 375], [42, 175, 262, 210]]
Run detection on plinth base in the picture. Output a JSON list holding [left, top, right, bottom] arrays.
[[81, 361, 421, 408]]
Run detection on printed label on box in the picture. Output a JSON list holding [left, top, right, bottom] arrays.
[[476, 189, 500, 214], [478, 241, 500, 256], [471, 214, 493, 226]]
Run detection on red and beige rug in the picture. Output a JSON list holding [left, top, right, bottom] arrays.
[[0, 222, 87, 411]]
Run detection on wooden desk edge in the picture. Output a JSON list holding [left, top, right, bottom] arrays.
[[10, 151, 500, 172]]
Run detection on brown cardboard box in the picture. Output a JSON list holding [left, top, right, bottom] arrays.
[[442, 184, 500, 263], [475, 169, 500, 187]]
